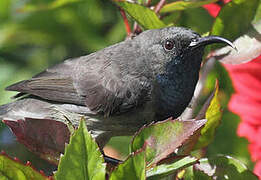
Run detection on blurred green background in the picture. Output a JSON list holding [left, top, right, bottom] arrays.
[[0, 0, 253, 175]]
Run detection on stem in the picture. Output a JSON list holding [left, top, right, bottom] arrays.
[[154, 0, 166, 13], [119, 8, 132, 36]]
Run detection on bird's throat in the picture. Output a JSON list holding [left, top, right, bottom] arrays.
[[154, 57, 201, 121]]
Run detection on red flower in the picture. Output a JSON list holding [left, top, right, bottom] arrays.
[[203, 4, 221, 17], [224, 56, 261, 177], [255, 161, 261, 177], [204, 1, 261, 178], [203, 0, 231, 17]]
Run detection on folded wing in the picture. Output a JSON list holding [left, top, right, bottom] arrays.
[[6, 46, 152, 116]]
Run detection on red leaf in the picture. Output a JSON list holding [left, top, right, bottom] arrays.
[[3, 118, 70, 165], [131, 118, 206, 167]]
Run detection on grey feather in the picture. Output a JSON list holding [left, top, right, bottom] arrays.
[[2, 26, 234, 147]]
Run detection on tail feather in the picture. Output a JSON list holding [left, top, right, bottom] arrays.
[[5, 80, 28, 92], [0, 104, 9, 119], [0, 97, 110, 148], [0, 98, 51, 121]]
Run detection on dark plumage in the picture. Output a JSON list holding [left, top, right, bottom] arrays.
[[0, 27, 234, 147]]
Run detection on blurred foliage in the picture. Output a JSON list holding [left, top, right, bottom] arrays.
[[206, 62, 254, 169], [0, 0, 126, 174], [0, 0, 126, 105], [159, 0, 219, 13], [0, 0, 259, 177], [211, 0, 259, 41], [0, 153, 49, 180], [115, 1, 166, 29], [191, 155, 257, 180]]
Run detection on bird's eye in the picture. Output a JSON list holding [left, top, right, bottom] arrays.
[[164, 40, 175, 51]]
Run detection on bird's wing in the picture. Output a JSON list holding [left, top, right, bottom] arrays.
[[6, 57, 86, 105], [6, 76, 84, 104], [6, 46, 152, 116]]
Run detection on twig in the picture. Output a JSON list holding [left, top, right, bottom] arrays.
[[119, 8, 132, 36], [154, 0, 166, 13]]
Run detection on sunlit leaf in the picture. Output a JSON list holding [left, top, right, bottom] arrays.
[[130, 118, 206, 167], [0, 153, 48, 180], [194, 155, 258, 179], [146, 156, 198, 180], [160, 0, 218, 13], [194, 81, 222, 149], [109, 150, 146, 180], [115, 1, 166, 29], [55, 118, 106, 180]]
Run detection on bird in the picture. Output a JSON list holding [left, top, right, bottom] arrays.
[[0, 26, 235, 149]]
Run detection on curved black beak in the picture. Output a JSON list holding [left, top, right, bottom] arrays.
[[189, 35, 236, 50]]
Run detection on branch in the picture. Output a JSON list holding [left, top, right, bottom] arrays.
[[154, 0, 166, 13], [119, 8, 132, 36]]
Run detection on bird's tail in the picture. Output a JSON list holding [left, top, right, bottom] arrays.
[[0, 103, 10, 120], [0, 98, 52, 122]]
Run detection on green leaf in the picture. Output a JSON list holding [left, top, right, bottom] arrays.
[[183, 166, 194, 180], [176, 7, 214, 35], [115, 1, 166, 29], [19, 0, 82, 12], [147, 156, 198, 180], [130, 118, 206, 166], [161, 12, 181, 25], [194, 155, 258, 179], [160, 0, 218, 13], [211, 0, 259, 42], [211, 21, 261, 65], [55, 118, 106, 180], [136, 0, 149, 5], [192, 169, 212, 180], [0, 153, 48, 180], [0, 0, 11, 22], [194, 82, 222, 149], [253, 2, 261, 23], [109, 150, 146, 180]]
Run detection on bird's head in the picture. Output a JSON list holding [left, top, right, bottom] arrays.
[[134, 26, 235, 76]]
